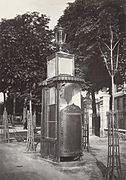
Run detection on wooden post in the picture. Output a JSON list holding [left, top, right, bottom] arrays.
[[12, 93, 16, 127], [100, 27, 122, 179], [33, 110, 36, 132], [3, 107, 10, 142], [26, 92, 35, 152], [91, 90, 97, 135], [23, 98, 27, 129], [106, 111, 122, 180]]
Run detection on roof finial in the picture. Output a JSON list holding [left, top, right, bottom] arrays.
[[55, 26, 66, 51]]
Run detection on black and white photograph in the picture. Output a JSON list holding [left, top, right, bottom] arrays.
[[0, 0, 126, 179]]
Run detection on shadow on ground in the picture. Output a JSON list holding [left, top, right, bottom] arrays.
[[96, 160, 107, 179]]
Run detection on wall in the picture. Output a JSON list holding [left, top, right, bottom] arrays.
[[96, 91, 110, 136]]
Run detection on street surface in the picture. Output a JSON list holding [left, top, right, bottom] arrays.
[[90, 136, 126, 180], [0, 133, 126, 180]]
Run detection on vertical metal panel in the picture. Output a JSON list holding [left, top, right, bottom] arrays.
[[41, 88, 45, 156], [48, 104, 56, 138], [56, 53, 58, 75], [56, 83, 60, 162], [41, 85, 59, 161], [60, 104, 82, 157]]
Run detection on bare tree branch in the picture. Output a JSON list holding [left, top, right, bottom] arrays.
[[116, 43, 119, 70], [110, 26, 114, 76], [103, 42, 111, 51], [110, 26, 113, 44], [114, 43, 119, 76], [112, 39, 120, 51], [99, 46, 112, 77]]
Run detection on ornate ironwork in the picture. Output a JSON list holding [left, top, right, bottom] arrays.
[[26, 97, 35, 152], [81, 96, 90, 151], [82, 112, 89, 151], [106, 111, 122, 180]]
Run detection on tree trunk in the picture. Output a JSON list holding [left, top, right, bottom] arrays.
[[29, 92, 32, 115], [3, 91, 6, 108], [109, 86, 112, 110], [12, 93, 16, 126], [91, 90, 97, 135], [23, 98, 27, 129], [33, 107, 36, 133]]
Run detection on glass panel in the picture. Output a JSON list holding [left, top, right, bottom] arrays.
[[46, 88, 57, 139], [49, 87, 56, 105], [58, 57, 73, 75], [47, 58, 56, 78], [49, 104, 56, 121]]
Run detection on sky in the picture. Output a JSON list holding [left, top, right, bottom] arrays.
[[0, 0, 75, 100], [0, 0, 75, 29]]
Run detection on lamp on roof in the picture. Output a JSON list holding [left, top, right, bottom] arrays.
[[55, 26, 66, 51]]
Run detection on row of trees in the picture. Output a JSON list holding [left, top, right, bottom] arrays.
[[58, 0, 126, 90], [0, 12, 54, 95], [0, 12, 55, 122], [57, 0, 126, 115], [0, 0, 126, 122]]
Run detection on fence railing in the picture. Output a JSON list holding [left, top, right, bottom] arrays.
[[114, 110, 126, 130]]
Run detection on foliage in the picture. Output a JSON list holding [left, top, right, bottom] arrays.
[[57, 0, 126, 91], [0, 12, 54, 101]]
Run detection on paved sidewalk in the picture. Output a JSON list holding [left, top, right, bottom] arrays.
[[90, 135, 126, 180], [0, 139, 103, 180], [0, 129, 125, 180]]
